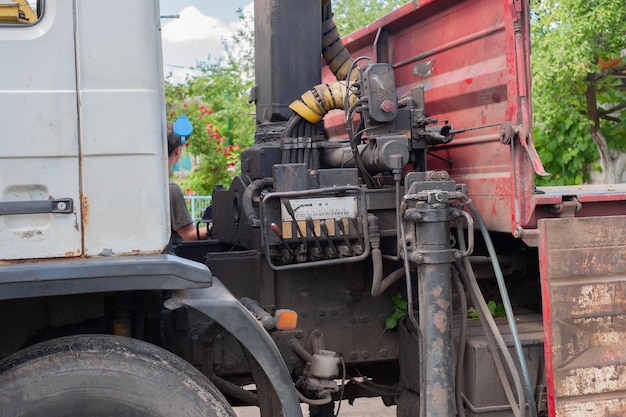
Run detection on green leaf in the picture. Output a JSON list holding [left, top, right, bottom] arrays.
[[385, 310, 407, 330], [392, 292, 408, 310], [386, 292, 415, 329], [467, 301, 506, 320], [494, 303, 506, 318]]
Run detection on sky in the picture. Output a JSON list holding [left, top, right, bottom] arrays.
[[159, 0, 253, 83]]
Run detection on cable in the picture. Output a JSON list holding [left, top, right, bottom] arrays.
[[461, 195, 538, 417], [452, 265, 467, 417], [334, 356, 347, 417], [297, 117, 305, 164], [343, 56, 370, 124], [283, 115, 303, 164], [296, 390, 333, 406], [242, 178, 272, 228], [352, 367, 401, 397], [352, 122, 393, 139], [348, 118, 377, 188], [399, 217, 425, 417], [454, 259, 524, 417]]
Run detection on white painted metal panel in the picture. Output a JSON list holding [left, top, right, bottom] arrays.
[[0, 0, 82, 260], [74, 0, 169, 256], [1, 0, 169, 260]]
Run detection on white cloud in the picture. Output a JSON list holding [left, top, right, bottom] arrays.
[[162, 6, 229, 43], [161, 6, 242, 83]]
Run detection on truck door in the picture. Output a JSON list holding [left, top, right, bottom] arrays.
[[0, 0, 170, 261], [0, 1, 82, 260]]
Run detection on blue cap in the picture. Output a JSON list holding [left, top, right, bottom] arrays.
[[173, 114, 193, 139]]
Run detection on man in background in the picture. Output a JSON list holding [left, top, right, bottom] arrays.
[[167, 122, 207, 246]]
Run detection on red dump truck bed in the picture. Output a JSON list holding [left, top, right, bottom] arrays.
[[322, 0, 626, 234]]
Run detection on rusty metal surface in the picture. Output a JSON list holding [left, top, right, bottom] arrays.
[[322, 0, 535, 234], [539, 216, 626, 417]]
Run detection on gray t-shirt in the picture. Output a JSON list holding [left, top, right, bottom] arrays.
[[169, 181, 193, 246]]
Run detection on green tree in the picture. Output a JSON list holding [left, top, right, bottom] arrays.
[[531, 0, 626, 184], [331, 0, 407, 35], [164, 2, 407, 196], [165, 10, 256, 196]]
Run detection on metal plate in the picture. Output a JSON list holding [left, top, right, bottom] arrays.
[[539, 216, 626, 416]]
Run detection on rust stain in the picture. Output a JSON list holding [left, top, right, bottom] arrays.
[[557, 397, 626, 417], [437, 298, 450, 310], [556, 364, 626, 398], [432, 285, 442, 297], [572, 283, 620, 315], [434, 310, 447, 333], [431, 382, 447, 407], [0, 249, 161, 265], [81, 194, 89, 230]]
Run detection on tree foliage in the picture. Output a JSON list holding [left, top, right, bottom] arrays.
[[531, 0, 626, 184], [165, 10, 255, 196], [164, 2, 405, 195], [331, 0, 407, 35]]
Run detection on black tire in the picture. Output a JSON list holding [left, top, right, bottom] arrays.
[[0, 334, 236, 417]]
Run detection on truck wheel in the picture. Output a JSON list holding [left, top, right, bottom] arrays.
[[0, 334, 236, 417]]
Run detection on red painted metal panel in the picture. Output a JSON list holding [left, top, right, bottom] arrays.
[[322, 0, 626, 237], [528, 185, 626, 230], [322, 0, 535, 234]]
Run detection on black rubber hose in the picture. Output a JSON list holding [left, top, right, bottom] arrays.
[[242, 178, 272, 228], [282, 115, 303, 164]]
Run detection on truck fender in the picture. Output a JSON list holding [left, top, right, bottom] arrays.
[[167, 280, 303, 417]]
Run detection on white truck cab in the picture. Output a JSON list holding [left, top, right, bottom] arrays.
[[0, 0, 169, 260], [0, 5, 303, 416]]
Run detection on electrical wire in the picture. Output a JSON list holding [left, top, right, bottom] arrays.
[[352, 122, 393, 139], [455, 258, 524, 417], [303, 121, 312, 170], [333, 356, 347, 417], [460, 195, 538, 417], [452, 264, 467, 417], [297, 117, 305, 164], [349, 118, 377, 188], [352, 367, 401, 397], [296, 390, 333, 406], [343, 56, 380, 189], [343, 56, 371, 119], [282, 115, 303, 164], [399, 217, 425, 417]]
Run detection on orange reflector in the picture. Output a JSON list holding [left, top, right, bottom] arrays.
[[275, 309, 298, 330]]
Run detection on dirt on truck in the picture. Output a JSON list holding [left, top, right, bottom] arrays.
[[1, 0, 626, 417]]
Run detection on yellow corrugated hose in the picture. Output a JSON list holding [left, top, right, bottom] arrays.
[[289, 81, 358, 124]]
